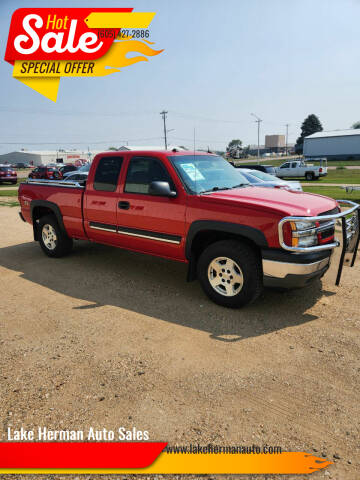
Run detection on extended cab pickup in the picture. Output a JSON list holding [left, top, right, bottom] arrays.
[[276, 159, 327, 180], [18, 151, 359, 308]]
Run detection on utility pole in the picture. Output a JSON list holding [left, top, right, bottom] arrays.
[[251, 113, 262, 163], [285, 123, 289, 156], [160, 110, 168, 149]]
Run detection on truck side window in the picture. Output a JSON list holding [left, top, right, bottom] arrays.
[[94, 156, 123, 192], [125, 157, 175, 194], [281, 163, 290, 169], [292, 162, 297, 168]]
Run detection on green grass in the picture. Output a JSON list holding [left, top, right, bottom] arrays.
[[0, 200, 19, 207], [303, 186, 360, 203], [259, 158, 296, 166], [0, 180, 21, 188], [306, 169, 360, 184], [0, 190, 18, 197]]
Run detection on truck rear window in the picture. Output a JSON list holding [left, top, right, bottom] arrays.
[[94, 157, 123, 191]]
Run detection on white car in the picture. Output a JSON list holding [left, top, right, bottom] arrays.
[[240, 169, 303, 191]]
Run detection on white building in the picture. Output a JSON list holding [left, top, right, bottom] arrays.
[[0, 150, 96, 166], [304, 129, 360, 160], [0, 145, 188, 167]]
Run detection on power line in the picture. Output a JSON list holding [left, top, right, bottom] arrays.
[[0, 105, 302, 127], [285, 123, 290, 156], [160, 110, 168, 149], [0, 137, 163, 145], [251, 113, 263, 162]]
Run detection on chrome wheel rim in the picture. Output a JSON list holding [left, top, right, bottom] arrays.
[[42, 224, 57, 251], [208, 256, 244, 297]]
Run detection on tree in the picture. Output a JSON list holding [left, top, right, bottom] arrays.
[[227, 139, 242, 150], [352, 121, 360, 129], [295, 114, 323, 154]]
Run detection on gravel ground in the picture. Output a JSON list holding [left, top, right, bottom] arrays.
[[0, 206, 359, 480]]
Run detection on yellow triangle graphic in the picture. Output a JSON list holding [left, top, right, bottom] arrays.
[[15, 77, 60, 102]]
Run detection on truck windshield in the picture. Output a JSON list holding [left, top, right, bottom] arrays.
[[168, 155, 250, 194]]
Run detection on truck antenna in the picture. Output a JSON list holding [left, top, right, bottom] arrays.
[[193, 127, 197, 193]]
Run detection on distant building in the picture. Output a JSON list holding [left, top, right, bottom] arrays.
[[247, 141, 294, 156], [0, 149, 96, 166], [265, 135, 286, 153], [304, 129, 360, 159]]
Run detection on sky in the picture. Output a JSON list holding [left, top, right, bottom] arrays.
[[1, 0, 360, 154]]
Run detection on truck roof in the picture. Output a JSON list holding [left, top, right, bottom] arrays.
[[96, 150, 216, 157]]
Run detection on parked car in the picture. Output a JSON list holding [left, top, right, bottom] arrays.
[[0, 165, 17, 184], [63, 171, 88, 182], [59, 165, 78, 177], [19, 151, 359, 308], [28, 166, 61, 180], [276, 160, 327, 180], [236, 164, 277, 175], [240, 168, 303, 191], [62, 163, 91, 178], [12, 162, 28, 169]]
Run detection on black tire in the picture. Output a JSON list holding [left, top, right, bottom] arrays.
[[38, 214, 73, 258], [305, 172, 314, 181], [197, 240, 263, 308]]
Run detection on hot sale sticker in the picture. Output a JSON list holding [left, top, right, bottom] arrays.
[[4, 8, 163, 101]]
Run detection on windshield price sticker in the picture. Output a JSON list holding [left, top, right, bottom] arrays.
[[180, 163, 205, 181]]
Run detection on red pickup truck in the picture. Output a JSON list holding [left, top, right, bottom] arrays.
[[18, 151, 359, 308]]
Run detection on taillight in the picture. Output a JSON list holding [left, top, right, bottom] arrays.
[[319, 167, 323, 173]]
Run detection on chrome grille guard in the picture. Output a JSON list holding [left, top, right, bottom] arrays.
[[278, 200, 360, 286]]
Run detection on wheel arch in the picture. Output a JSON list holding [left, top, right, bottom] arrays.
[[30, 200, 66, 241], [186, 221, 268, 281]]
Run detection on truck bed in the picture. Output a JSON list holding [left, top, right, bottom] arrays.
[[18, 179, 87, 240]]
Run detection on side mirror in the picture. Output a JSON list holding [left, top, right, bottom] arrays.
[[149, 181, 177, 197]]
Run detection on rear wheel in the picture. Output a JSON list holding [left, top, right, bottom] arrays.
[[197, 240, 263, 308], [305, 172, 314, 181], [38, 214, 73, 258]]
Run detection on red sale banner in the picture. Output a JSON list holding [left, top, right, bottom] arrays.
[[4, 7, 163, 101]]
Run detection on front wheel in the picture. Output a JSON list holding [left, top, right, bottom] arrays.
[[197, 240, 263, 308], [38, 214, 73, 258]]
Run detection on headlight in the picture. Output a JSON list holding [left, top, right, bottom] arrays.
[[283, 220, 318, 248]]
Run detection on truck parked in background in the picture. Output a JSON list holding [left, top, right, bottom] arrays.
[[276, 159, 327, 180]]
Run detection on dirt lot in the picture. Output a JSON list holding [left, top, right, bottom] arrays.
[[0, 206, 359, 480]]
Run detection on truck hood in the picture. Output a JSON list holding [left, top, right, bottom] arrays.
[[199, 186, 337, 217]]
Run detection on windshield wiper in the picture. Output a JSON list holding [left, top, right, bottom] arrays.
[[200, 186, 232, 194], [230, 183, 249, 189]]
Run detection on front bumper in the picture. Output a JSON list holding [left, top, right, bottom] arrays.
[[0, 176, 17, 182], [262, 250, 331, 288], [263, 200, 360, 288]]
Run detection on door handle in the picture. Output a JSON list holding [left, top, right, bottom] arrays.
[[118, 201, 130, 210]]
